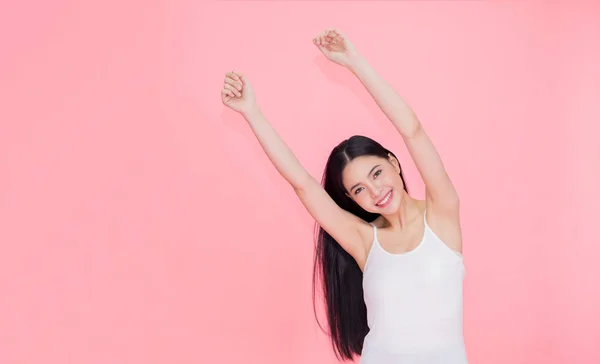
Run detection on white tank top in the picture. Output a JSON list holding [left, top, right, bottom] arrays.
[[360, 209, 468, 364]]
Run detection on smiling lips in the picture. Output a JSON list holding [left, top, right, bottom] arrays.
[[376, 190, 393, 207]]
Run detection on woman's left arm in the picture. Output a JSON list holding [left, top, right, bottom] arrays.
[[348, 54, 459, 213], [314, 28, 459, 214]]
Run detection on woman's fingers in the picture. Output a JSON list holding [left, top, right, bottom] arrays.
[[222, 87, 235, 99], [223, 71, 243, 97], [227, 71, 241, 82], [320, 28, 343, 44], [330, 28, 344, 38], [319, 28, 340, 46], [238, 73, 248, 86], [314, 29, 329, 46], [236, 71, 246, 83], [224, 76, 242, 92], [224, 83, 241, 97], [225, 72, 240, 83], [222, 70, 249, 108], [221, 88, 233, 104], [315, 30, 324, 45]]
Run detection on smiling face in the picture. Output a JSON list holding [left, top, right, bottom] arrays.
[[342, 154, 404, 214]]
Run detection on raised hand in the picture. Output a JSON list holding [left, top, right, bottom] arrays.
[[221, 71, 258, 116], [313, 28, 360, 68]]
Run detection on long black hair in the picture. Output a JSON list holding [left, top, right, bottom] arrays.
[[312, 135, 409, 361]]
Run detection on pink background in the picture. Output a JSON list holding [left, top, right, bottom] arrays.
[[1, 1, 599, 363]]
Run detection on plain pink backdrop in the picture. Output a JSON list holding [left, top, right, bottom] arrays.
[[1, 1, 599, 363]]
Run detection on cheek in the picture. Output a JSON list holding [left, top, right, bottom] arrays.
[[381, 174, 397, 187], [353, 193, 372, 207], [389, 173, 403, 187], [395, 176, 404, 189]]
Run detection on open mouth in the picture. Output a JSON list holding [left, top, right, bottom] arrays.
[[376, 190, 393, 207]]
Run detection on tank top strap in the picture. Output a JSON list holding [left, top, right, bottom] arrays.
[[368, 222, 378, 242], [423, 208, 464, 259]]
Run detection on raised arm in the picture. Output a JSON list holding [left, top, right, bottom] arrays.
[[313, 29, 459, 215], [221, 71, 311, 189], [221, 72, 368, 260]]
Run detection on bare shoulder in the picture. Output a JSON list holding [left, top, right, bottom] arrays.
[[355, 219, 378, 270], [424, 198, 463, 254]]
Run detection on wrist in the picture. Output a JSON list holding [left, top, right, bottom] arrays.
[[242, 104, 262, 120], [346, 53, 368, 73]]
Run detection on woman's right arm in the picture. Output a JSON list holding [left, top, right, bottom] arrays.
[[222, 71, 367, 259], [242, 106, 312, 190]]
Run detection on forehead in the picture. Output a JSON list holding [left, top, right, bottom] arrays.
[[342, 155, 384, 182]]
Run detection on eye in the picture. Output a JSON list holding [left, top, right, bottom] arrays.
[[354, 187, 363, 195], [374, 170, 382, 178]]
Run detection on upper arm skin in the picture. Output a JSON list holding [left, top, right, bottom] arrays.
[[404, 125, 462, 253], [294, 177, 370, 262]]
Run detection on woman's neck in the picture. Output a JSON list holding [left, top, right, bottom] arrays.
[[382, 191, 421, 231]]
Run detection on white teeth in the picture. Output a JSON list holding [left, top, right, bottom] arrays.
[[377, 191, 391, 206]]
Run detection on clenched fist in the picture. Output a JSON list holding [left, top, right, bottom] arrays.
[[313, 28, 360, 68], [221, 71, 258, 116]]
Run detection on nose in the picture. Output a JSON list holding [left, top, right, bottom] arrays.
[[369, 184, 382, 198]]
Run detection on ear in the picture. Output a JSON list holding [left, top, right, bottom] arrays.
[[387, 153, 401, 173]]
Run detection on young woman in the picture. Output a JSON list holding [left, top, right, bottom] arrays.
[[220, 28, 467, 364]]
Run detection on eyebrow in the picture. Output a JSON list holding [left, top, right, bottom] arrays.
[[349, 164, 381, 192]]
